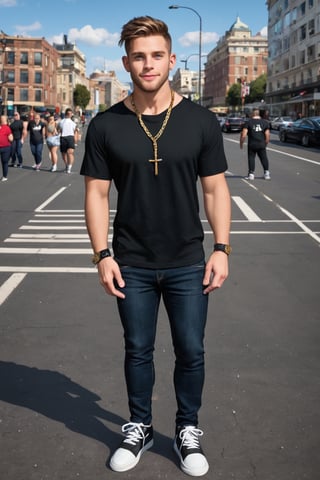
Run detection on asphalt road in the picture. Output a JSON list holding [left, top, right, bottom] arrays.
[[0, 127, 319, 480]]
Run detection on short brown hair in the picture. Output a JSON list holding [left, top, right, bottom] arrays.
[[119, 16, 172, 53]]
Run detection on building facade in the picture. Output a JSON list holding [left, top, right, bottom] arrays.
[[0, 33, 129, 118], [0, 34, 59, 117], [203, 17, 268, 109], [266, 0, 320, 116]]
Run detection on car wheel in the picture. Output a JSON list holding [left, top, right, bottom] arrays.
[[280, 131, 286, 142], [301, 135, 309, 147]]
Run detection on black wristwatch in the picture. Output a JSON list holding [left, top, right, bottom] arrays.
[[213, 243, 232, 255], [92, 248, 112, 265]]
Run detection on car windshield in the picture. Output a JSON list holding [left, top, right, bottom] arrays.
[[282, 117, 292, 121], [313, 118, 320, 127]]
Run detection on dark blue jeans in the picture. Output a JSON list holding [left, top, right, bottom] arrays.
[[11, 139, 23, 165], [116, 262, 208, 428], [0, 146, 11, 178], [30, 142, 43, 165]]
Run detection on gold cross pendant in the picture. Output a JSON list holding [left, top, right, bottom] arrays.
[[149, 157, 162, 176]]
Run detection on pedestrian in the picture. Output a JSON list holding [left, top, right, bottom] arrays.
[[27, 113, 46, 171], [240, 108, 271, 180], [80, 15, 231, 477], [9, 112, 26, 168], [45, 115, 60, 172], [58, 108, 78, 174], [0, 114, 13, 181]]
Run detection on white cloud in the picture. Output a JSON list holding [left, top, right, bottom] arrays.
[[178, 31, 220, 47], [0, 0, 16, 6], [68, 25, 119, 47], [260, 26, 268, 37], [14, 21, 42, 35]]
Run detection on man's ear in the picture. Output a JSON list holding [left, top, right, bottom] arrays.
[[122, 56, 130, 72], [169, 53, 176, 71]]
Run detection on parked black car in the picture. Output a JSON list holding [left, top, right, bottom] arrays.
[[279, 117, 320, 147], [222, 116, 245, 133]]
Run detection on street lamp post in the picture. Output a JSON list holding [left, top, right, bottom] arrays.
[[169, 4, 202, 105]]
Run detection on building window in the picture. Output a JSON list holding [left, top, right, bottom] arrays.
[[7, 87, 14, 102], [20, 89, 28, 101], [307, 45, 315, 60], [300, 50, 305, 65], [35, 71, 42, 84], [34, 52, 42, 66], [300, 24, 306, 40], [35, 89, 42, 102], [7, 51, 15, 65], [308, 19, 315, 35], [20, 52, 28, 65], [309, 0, 314, 8], [20, 70, 28, 83], [300, 2, 306, 16], [7, 70, 15, 82]]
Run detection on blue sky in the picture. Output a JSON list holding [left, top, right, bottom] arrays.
[[0, 0, 268, 83]]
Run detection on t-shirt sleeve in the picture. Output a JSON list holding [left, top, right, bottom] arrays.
[[80, 117, 112, 180], [198, 112, 228, 177]]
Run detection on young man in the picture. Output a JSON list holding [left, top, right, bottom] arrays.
[[240, 109, 271, 180], [58, 108, 78, 173], [81, 16, 231, 477]]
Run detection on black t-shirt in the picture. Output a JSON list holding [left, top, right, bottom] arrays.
[[10, 120, 24, 140], [28, 120, 45, 145], [244, 117, 269, 149], [80, 97, 228, 269]]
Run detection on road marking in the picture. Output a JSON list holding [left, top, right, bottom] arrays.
[[224, 137, 320, 165], [232, 196, 262, 222], [0, 267, 95, 273], [35, 187, 69, 212], [0, 273, 26, 306]]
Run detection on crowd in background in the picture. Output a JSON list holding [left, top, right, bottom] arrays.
[[0, 109, 84, 181]]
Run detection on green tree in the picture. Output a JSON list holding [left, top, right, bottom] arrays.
[[73, 84, 90, 111], [247, 74, 267, 103], [226, 83, 241, 107]]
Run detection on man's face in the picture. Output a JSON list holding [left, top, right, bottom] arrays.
[[122, 35, 176, 93]]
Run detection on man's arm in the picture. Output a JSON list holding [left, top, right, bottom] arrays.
[[240, 127, 248, 149], [200, 172, 231, 294], [84, 176, 125, 298]]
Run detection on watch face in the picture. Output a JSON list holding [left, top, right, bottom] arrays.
[[225, 245, 232, 255]]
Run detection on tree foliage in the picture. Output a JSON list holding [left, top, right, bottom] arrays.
[[247, 74, 267, 103], [226, 83, 241, 107], [73, 84, 91, 111]]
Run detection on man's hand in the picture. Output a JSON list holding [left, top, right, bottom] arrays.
[[97, 257, 126, 299], [202, 251, 229, 294]]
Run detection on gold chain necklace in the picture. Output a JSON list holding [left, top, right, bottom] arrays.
[[130, 90, 175, 175]]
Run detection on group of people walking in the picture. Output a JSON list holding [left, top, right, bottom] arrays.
[[0, 108, 79, 181]]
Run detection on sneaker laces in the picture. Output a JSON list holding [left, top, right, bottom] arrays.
[[121, 422, 147, 446], [178, 426, 204, 450]]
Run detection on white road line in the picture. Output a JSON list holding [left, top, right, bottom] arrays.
[[29, 220, 85, 223], [232, 196, 262, 222], [19, 226, 87, 230], [277, 206, 320, 244], [0, 248, 92, 254], [0, 267, 96, 273], [5, 239, 91, 243], [0, 273, 26, 306], [225, 137, 320, 166], [35, 187, 69, 212]]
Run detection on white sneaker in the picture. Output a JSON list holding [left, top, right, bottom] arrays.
[[110, 423, 153, 472], [1, 177, 8, 182], [264, 170, 271, 180], [245, 173, 254, 180], [174, 426, 209, 477], [51, 165, 57, 172]]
